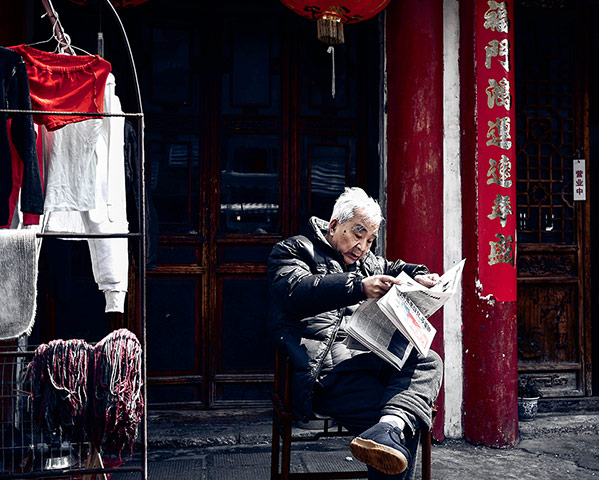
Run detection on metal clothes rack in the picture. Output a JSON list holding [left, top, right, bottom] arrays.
[[0, 1, 148, 478]]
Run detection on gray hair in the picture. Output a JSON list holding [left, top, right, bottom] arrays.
[[330, 187, 382, 226]]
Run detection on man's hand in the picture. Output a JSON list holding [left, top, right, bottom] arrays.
[[414, 273, 440, 288], [361, 275, 401, 298]]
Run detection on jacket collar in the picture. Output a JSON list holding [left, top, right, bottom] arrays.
[[309, 216, 330, 245]]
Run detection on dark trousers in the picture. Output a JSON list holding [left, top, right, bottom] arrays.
[[312, 348, 443, 480]]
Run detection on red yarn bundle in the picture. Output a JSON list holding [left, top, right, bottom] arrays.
[[91, 328, 144, 454], [26, 339, 93, 440]]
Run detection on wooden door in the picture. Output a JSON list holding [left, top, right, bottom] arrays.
[[515, 1, 592, 397], [116, 0, 380, 408]]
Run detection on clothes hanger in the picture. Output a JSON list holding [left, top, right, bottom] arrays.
[[27, 0, 94, 56], [52, 32, 95, 57], [25, 19, 71, 53]]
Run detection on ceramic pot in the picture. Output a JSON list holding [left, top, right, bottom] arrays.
[[518, 396, 540, 421]]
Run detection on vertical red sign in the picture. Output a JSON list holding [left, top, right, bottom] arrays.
[[476, 1, 517, 301]]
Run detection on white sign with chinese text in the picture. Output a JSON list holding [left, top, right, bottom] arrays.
[[573, 159, 586, 201]]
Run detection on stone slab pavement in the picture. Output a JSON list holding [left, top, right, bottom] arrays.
[[107, 409, 599, 479]]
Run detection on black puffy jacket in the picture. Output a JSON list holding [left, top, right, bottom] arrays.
[[267, 216, 429, 421]]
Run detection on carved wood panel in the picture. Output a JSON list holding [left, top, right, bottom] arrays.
[[517, 284, 578, 363]]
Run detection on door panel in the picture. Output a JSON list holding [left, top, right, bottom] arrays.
[[213, 276, 274, 406], [515, 1, 591, 397], [148, 135, 202, 232], [301, 139, 356, 224], [147, 277, 201, 374], [146, 273, 205, 407], [219, 133, 281, 235]]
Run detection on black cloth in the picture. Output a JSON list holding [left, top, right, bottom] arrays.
[[0, 46, 43, 224], [266, 216, 429, 421], [124, 120, 158, 270]]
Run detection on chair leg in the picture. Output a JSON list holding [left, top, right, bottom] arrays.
[[280, 419, 293, 480], [421, 429, 432, 480], [271, 412, 281, 480]]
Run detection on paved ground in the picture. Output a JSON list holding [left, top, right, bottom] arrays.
[[105, 409, 599, 480]]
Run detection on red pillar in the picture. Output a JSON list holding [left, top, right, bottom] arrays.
[[460, 0, 518, 446], [385, 0, 445, 440]]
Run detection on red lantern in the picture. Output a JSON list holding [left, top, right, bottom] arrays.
[[67, 0, 150, 7], [280, 0, 392, 44]]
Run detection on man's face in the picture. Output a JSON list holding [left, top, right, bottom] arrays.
[[327, 210, 379, 265]]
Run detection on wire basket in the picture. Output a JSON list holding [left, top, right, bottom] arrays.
[[0, 338, 136, 480]]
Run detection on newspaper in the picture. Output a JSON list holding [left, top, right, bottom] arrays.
[[344, 299, 415, 371], [345, 259, 465, 370]]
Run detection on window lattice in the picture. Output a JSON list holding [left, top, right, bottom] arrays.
[[515, 5, 578, 244]]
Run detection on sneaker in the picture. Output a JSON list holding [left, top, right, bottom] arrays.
[[349, 422, 411, 475]]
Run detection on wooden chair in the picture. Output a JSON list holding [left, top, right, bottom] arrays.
[[270, 347, 436, 480]]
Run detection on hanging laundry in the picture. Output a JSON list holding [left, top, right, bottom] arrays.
[[4, 45, 128, 312], [0, 46, 44, 226], [8, 44, 111, 131], [44, 73, 129, 313], [124, 120, 159, 270], [0, 229, 39, 340], [1, 123, 45, 228], [0, 119, 26, 229], [42, 118, 103, 212]]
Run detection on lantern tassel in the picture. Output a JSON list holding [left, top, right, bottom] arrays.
[[317, 15, 344, 45], [327, 46, 336, 99]]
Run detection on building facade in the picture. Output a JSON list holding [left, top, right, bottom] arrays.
[[1, 0, 597, 447]]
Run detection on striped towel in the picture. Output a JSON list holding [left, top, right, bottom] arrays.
[[0, 229, 38, 340]]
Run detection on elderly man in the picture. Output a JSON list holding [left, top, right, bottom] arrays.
[[267, 187, 443, 479]]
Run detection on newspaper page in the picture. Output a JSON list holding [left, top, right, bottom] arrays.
[[377, 288, 436, 357], [345, 299, 414, 371], [395, 258, 466, 318]]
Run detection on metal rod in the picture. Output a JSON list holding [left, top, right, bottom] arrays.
[[0, 466, 143, 480], [0, 108, 143, 117], [35, 232, 141, 239], [100, 3, 148, 480]]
